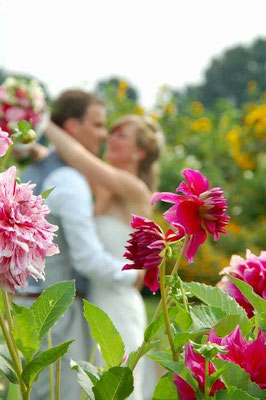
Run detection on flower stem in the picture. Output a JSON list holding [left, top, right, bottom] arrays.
[[131, 236, 190, 371], [47, 330, 55, 400], [204, 358, 210, 399], [55, 358, 61, 400], [0, 308, 27, 396], [160, 260, 178, 361], [179, 277, 189, 313]]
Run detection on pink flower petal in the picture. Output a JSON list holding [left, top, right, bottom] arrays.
[[185, 227, 207, 263]]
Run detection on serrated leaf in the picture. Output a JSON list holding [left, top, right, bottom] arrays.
[[41, 186, 55, 200], [22, 340, 74, 387], [149, 353, 198, 391], [227, 275, 266, 318], [184, 282, 250, 335], [83, 300, 124, 368], [70, 359, 99, 385], [70, 360, 97, 399], [209, 365, 229, 387], [92, 367, 134, 400], [152, 373, 177, 400], [215, 314, 250, 337], [215, 386, 258, 399], [212, 359, 266, 399], [30, 280, 75, 339], [0, 355, 18, 383], [12, 303, 40, 362], [189, 306, 226, 332]]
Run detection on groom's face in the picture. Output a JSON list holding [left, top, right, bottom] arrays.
[[75, 104, 107, 155]]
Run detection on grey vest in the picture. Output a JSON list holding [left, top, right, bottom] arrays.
[[21, 152, 88, 296]]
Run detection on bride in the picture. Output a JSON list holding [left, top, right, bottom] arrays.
[[44, 114, 163, 399]]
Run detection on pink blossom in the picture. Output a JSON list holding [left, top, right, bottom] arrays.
[[152, 169, 229, 263], [174, 342, 225, 399], [0, 87, 7, 102], [209, 326, 266, 389], [218, 250, 266, 317], [5, 106, 26, 122], [123, 215, 184, 291], [0, 167, 59, 292], [0, 128, 12, 157]]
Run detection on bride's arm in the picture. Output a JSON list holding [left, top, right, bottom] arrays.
[[45, 122, 150, 201]]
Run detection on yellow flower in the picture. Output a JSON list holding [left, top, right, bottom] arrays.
[[135, 105, 144, 116], [233, 151, 255, 170], [118, 80, 128, 90], [191, 101, 204, 116], [247, 80, 257, 94], [164, 102, 176, 116], [245, 105, 266, 138], [226, 126, 241, 147], [116, 88, 126, 101], [150, 111, 160, 121], [191, 117, 212, 133]]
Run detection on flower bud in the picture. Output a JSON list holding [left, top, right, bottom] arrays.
[[20, 129, 36, 144]]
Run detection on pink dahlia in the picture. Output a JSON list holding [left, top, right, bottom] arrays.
[[152, 169, 229, 263], [218, 250, 266, 317], [174, 342, 225, 399], [123, 215, 184, 291], [0, 167, 59, 292], [209, 326, 266, 389], [0, 128, 12, 157]]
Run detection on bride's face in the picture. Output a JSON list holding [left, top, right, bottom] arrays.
[[104, 123, 144, 167]]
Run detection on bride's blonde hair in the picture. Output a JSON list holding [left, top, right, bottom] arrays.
[[110, 115, 164, 191]]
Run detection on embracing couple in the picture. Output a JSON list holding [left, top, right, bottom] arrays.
[[21, 89, 163, 400]]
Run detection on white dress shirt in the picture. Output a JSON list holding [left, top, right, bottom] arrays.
[[43, 166, 137, 286]]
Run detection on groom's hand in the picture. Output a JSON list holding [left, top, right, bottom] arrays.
[[134, 270, 145, 291]]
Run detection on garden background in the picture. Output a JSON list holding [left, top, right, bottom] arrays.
[[0, 37, 265, 289]]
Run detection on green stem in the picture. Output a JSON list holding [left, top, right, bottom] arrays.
[[204, 359, 210, 399], [55, 358, 61, 400], [47, 330, 54, 400], [179, 277, 189, 313], [160, 260, 177, 361], [131, 235, 190, 371], [0, 309, 27, 396], [1, 290, 21, 362]]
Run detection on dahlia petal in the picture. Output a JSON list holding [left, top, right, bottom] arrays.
[[175, 201, 201, 234], [144, 268, 160, 292], [174, 375, 195, 400], [181, 169, 209, 195], [185, 228, 207, 263], [151, 191, 184, 205]]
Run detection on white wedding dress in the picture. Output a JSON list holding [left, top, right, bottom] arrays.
[[88, 216, 149, 400]]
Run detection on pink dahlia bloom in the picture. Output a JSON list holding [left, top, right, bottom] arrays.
[[209, 326, 266, 389], [218, 250, 266, 317], [123, 215, 184, 291], [0, 167, 59, 292], [152, 169, 229, 263], [0, 128, 12, 157], [174, 343, 225, 399]]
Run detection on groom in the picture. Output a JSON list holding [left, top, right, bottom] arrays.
[[20, 89, 140, 400]]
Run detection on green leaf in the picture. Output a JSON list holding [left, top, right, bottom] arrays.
[[22, 340, 74, 387], [17, 120, 31, 134], [149, 353, 198, 392], [41, 186, 55, 200], [70, 360, 98, 399], [209, 365, 229, 388], [152, 373, 177, 400], [184, 282, 250, 335], [212, 359, 266, 399], [92, 367, 134, 400], [12, 303, 40, 362], [0, 355, 18, 383], [173, 332, 200, 351], [125, 340, 159, 369], [83, 300, 125, 368], [215, 314, 250, 337], [214, 387, 258, 399], [227, 275, 266, 318], [189, 306, 226, 332], [144, 307, 180, 341], [30, 280, 75, 339], [7, 383, 20, 400]]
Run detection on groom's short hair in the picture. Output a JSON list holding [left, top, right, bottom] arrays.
[[51, 89, 104, 128]]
